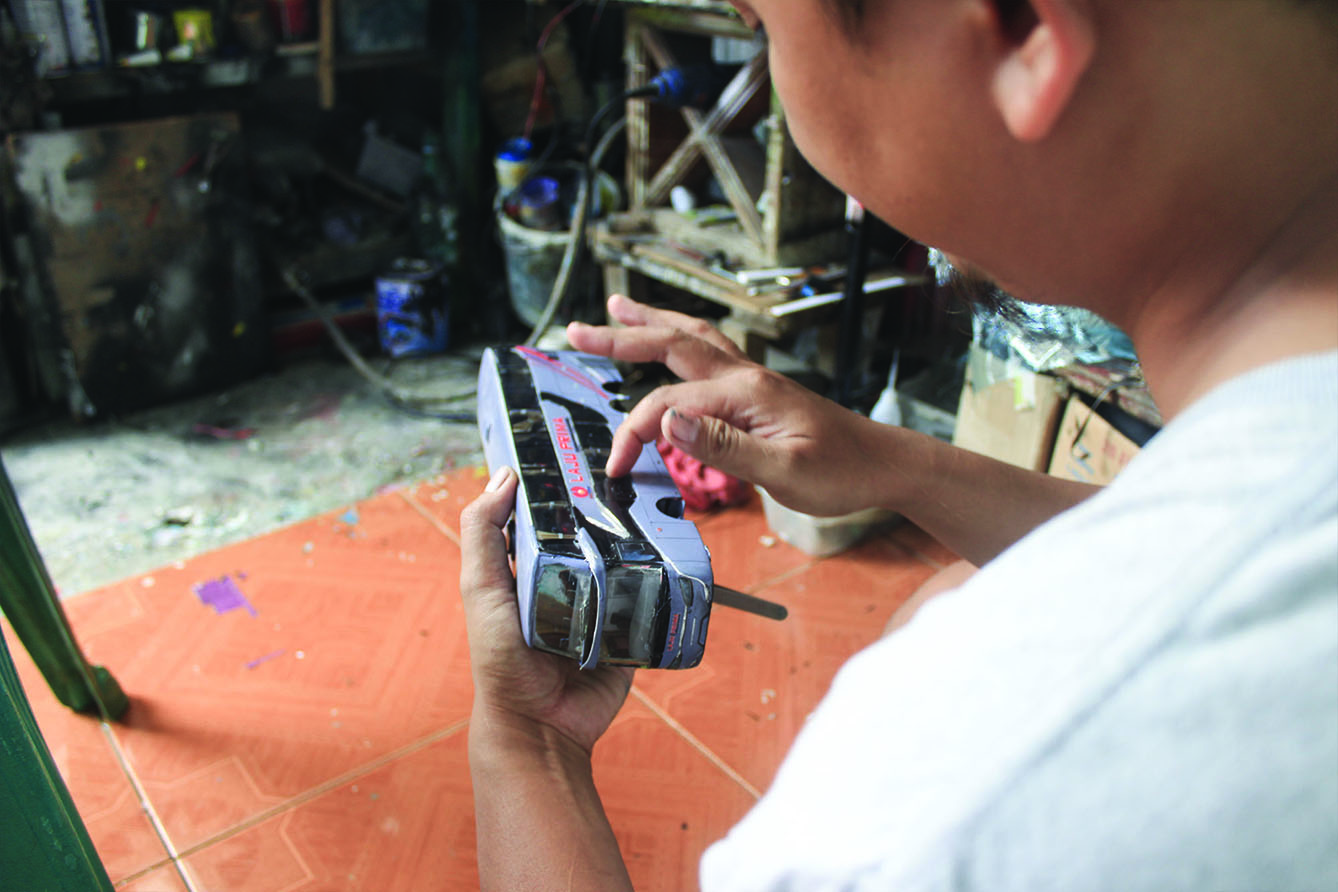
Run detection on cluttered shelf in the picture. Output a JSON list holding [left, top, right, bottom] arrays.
[[44, 55, 312, 103], [0, 0, 476, 426], [9, 0, 440, 112], [42, 48, 433, 105], [592, 209, 929, 339]]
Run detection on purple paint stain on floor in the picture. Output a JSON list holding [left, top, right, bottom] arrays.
[[245, 649, 286, 670], [194, 575, 258, 617]]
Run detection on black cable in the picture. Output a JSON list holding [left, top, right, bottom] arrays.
[[503, 82, 652, 209], [383, 392, 475, 422], [518, 69, 708, 345], [581, 0, 613, 84], [522, 85, 658, 346], [587, 85, 656, 151]]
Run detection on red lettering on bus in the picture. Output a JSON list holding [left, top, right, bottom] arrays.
[[553, 417, 574, 451]]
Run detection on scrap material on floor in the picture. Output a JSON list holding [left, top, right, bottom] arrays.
[[1, 352, 485, 599], [6, 465, 958, 892]]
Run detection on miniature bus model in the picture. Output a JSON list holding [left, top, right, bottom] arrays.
[[477, 346, 714, 670]]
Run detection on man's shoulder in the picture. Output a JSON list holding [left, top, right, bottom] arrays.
[[699, 353, 1338, 892], [1133, 348, 1338, 475]]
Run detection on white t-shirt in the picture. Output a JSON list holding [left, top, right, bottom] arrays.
[[701, 350, 1338, 892]]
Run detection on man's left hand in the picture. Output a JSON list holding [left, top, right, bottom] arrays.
[[459, 466, 634, 754]]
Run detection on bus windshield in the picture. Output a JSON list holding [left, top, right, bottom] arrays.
[[601, 565, 665, 665], [533, 565, 593, 659]]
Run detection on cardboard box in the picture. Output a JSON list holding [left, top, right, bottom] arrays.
[[952, 349, 1068, 471], [1048, 396, 1141, 485]]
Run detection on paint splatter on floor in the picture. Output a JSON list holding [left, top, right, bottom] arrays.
[[194, 576, 258, 617], [244, 649, 286, 670]]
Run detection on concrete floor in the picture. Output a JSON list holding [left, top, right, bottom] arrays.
[[2, 349, 488, 597], [1, 325, 961, 600]]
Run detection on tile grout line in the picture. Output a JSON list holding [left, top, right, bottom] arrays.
[[897, 540, 948, 572], [112, 864, 173, 889], [746, 558, 820, 596], [171, 718, 472, 862], [99, 723, 201, 892], [630, 687, 763, 800], [400, 490, 464, 547], [884, 523, 953, 571]]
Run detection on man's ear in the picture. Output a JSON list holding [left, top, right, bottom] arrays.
[[988, 0, 1096, 142]]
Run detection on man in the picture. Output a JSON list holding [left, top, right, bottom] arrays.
[[460, 0, 1338, 888]]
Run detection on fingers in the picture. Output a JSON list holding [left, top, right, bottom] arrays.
[[459, 467, 520, 619], [568, 322, 745, 384], [567, 296, 749, 381], [604, 378, 746, 476], [660, 410, 780, 491], [605, 378, 783, 488], [605, 294, 746, 359]]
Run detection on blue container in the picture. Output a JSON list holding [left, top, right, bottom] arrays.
[[516, 176, 563, 230], [375, 259, 448, 358], [495, 137, 533, 191]]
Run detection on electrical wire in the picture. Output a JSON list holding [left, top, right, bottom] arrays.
[[520, 74, 687, 347], [523, 0, 585, 143], [495, 0, 588, 216], [523, 110, 631, 347], [582, 0, 611, 82], [589, 0, 610, 40], [279, 267, 476, 421]]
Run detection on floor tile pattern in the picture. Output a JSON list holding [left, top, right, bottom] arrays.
[[8, 467, 956, 891]]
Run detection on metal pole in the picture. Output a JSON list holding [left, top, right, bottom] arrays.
[[833, 197, 870, 407], [0, 456, 127, 719]]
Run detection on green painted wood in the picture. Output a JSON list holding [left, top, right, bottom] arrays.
[[0, 628, 115, 892], [0, 457, 127, 719]]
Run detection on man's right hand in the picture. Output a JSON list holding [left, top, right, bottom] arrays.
[[567, 294, 897, 518]]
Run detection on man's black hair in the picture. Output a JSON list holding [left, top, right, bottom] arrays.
[[824, 0, 1337, 33]]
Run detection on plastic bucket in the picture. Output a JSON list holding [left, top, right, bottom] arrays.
[[497, 211, 573, 328], [496, 169, 620, 328]]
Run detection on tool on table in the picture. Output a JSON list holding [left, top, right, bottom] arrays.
[[768, 275, 922, 318]]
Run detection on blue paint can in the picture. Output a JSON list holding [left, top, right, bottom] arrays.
[[495, 137, 533, 191], [375, 258, 448, 358], [516, 176, 563, 230]]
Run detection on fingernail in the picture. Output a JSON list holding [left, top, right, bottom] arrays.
[[668, 409, 699, 445], [486, 466, 513, 493]]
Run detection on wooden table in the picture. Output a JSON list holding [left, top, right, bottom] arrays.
[[592, 211, 928, 359]]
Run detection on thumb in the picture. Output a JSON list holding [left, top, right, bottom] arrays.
[[662, 409, 774, 488], [459, 467, 520, 608]]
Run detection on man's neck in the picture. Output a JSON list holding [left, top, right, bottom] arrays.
[[1127, 171, 1338, 420]]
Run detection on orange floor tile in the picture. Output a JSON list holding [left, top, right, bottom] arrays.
[[7, 467, 957, 891]]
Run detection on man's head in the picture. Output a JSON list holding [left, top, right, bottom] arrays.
[[730, 0, 1338, 329]]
